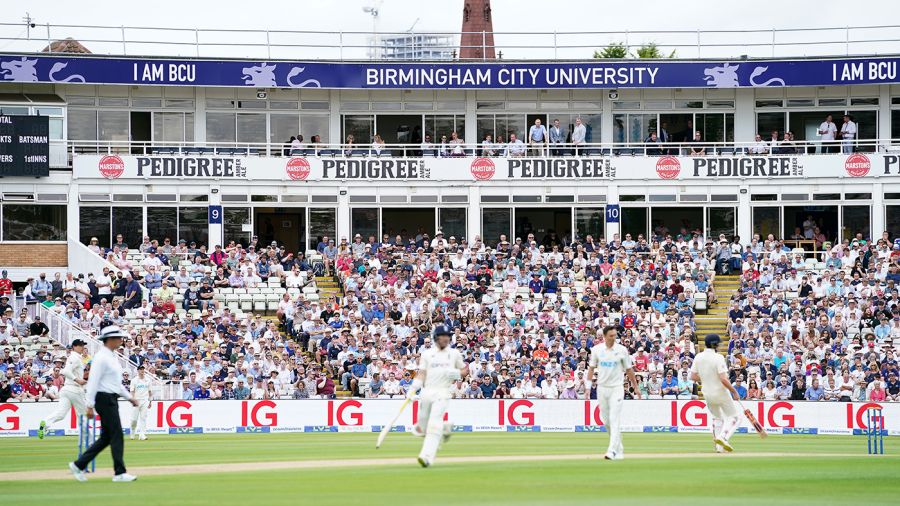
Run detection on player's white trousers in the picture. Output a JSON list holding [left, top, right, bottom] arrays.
[[416, 392, 451, 463], [130, 399, 151, 436], [598, 385, 625, 455], [705, 393, 740, 441], [44, 386, 86, 425]]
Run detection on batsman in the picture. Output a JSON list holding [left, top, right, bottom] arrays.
[[690, 334, 741, 452], [408, 325, 467, 468]]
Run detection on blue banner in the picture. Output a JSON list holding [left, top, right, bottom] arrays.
[[0, 54, 897, 89]]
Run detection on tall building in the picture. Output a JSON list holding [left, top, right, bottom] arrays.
[[380, 33, 454, 60], [459, 0, 495, 59]]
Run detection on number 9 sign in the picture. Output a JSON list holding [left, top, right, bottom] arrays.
[[208, 205, 222, 224]]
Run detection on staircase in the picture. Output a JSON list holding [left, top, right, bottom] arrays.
[[314, 275, 342, 303], [695, 274, 740, 355]]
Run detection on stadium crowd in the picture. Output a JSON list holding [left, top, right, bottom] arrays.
[[2, 225, 900, 404]]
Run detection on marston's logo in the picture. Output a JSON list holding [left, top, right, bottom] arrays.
[[285, 157, 311, 180], [98, 155, 125, 179], [470, 157, 496, 181], [655, 156, 680, 179], [845, 153, 870, 177]]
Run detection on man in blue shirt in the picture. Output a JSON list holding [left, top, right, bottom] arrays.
[[661, 371, 679, 398], [349, 356, 368, 396], [805, 378, 825, 400], [528, 118, 547, 156], [479, 375, 497, 398], [732, 377, 748, 399], [123, 273, 142, 309], [528, 273, 543, 294]]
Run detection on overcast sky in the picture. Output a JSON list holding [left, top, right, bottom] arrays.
[[2, 0, 897, 59]]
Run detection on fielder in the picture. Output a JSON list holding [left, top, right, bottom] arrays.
[[585, 326, 641, 460], [408, 325, 467, 467], [38, 339, 88, 439], [690, 334, 741, 452], [129, 365, 152, 440]]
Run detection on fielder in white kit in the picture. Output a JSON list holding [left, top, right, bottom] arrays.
[[690, 334, 741, 452], [409, 325, 467, 467], [586, 326, 641, 460], [129, 365, 152, 440], [38, 339, 88, 439]]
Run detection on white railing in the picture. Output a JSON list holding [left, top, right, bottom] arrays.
[[64, 138, 899, 159], [36, 304, 180, 399], [1, 22, 900, 60]]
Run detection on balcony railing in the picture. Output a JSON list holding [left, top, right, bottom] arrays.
[[2, 22, 900, 60], [63, 138, 900, 160]]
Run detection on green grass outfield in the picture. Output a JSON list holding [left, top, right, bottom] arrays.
[[2, 433, 897, 505]]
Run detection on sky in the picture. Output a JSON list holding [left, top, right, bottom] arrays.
[[1, 0, 898, 59]]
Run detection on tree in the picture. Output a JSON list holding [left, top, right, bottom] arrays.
[[593, 42, 628, 59], [593, 42, 676, 59]]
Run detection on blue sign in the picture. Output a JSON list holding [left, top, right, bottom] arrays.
[[168, 426, 203, 434], [208, 205, 222, 225], [304, 425, 339, 432], [451, 425, 474, 433], [0, 54, 897, 89], [605, 204, 620, 224], [574, 425, 607, 432], [236, 426, 271, 433], [506, 425, 541, 432], [642, 426, 678, 433]]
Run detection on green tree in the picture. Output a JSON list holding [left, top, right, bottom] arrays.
[[593, 42, 628, 59], [633, 43, 676, 59]]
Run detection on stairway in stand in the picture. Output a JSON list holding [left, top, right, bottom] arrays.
[[695, 274, 740, 355], [314, 275, 353, 398]]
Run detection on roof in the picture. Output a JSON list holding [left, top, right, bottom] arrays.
[[42, 38, 91, 54]]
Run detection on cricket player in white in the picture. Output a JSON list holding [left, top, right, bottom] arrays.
[[586, 326, 640, 460], [129, 365, 152, 440], [39, 339, 88, 439], [409, 325, 467, 467], [690, 334, 741, 452]]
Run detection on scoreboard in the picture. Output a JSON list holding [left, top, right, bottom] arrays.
[[0, 115, 50, 177]]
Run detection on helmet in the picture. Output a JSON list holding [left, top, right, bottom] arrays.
[[433, 325, 452, 338], [704, 334, 721, 349]]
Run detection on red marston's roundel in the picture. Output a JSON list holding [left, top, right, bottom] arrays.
[[285, 157, 311, 181], [655, 156, 681, 180], [98, 155, 125, 179], [844, 153, 870, 177], [470, 157, 496, 181]]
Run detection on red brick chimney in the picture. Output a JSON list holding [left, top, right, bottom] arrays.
[[459, 0, 495, 60]]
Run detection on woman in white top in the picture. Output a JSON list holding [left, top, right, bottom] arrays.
[[761, 380, 779, 400], [371, 134, 386, 155]]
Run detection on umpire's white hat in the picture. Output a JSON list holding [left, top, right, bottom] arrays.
[[99, 325, 128, 341]]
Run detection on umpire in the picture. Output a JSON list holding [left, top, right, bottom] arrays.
[[69, 325, 139, 482]]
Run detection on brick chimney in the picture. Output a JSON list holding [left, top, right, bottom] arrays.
[[459, 0, 495, 60]]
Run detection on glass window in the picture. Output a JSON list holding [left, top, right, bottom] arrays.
[[178, 208, 208, 246], [477, 116, 495, 142], [570, 113, 601, 143], [481, 208, 511, 247], [343, 115, 375, 144], [842, 205, 870, 241], [309, 208, 337, 250], [756, 112, 785, 137], [439, 208, 466, 241], [620, 207, 647, 238], [68, 109, 98, 140], [696, 113, 728, 143], [351, 208, 379, 240], [236, 113, 266, 144], [752, 207, 779, 239], [270, 114, 300, 148], [849, 111, 877, 151], [613, 114, 656, 144], [112, 207, 143, 248], [47, 118, 63, 140], [147, 207, 177, 244], [301, 115, 330, 143], [887, 206, 900, 239], [206, 112, 236, 142], [79, 207, 110, 247], [892, 110, 900, 140], [575, 208, 604, 242], [707, 207, 736, 240], [98, 111, 129, 141], [224, 207, 251, 247], [496, 114, 526, 142], [2, 204, 66, 241], [153, 112, 190, 143]]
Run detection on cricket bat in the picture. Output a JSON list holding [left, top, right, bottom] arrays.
[[375, 396, 413, 449], [738, 400, 767, 438]]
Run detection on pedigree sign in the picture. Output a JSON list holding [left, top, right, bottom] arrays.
[[72, 153, 900, 182]]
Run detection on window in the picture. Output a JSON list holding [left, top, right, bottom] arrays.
[[842, 205, 870, 241], [575, 208, 604, 242], [302, 115, 329, 143], [178, 208, 208, 246], [351, 208, 378, 240], [80, 207, 111, 247], [756, 112, 785, 137], [153, 112, 194, 143], [620, 207, 647, 238], [343, 115, 374, 144], [206, 113, 236, 142], [147, 207, 177, 244], [98, 111, 129, 141], [439, 208, 466, 241], [308, 208, 337, 250], [224, 208, 251, 247], [481, 209, 511, 247], [112, 207, 143, 248], [2, 204, 66, 241], [68, 109, 98, 140], [236, 113, 266, 143], [707, 207, 736, 240], [752, 207, 779, 239]]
